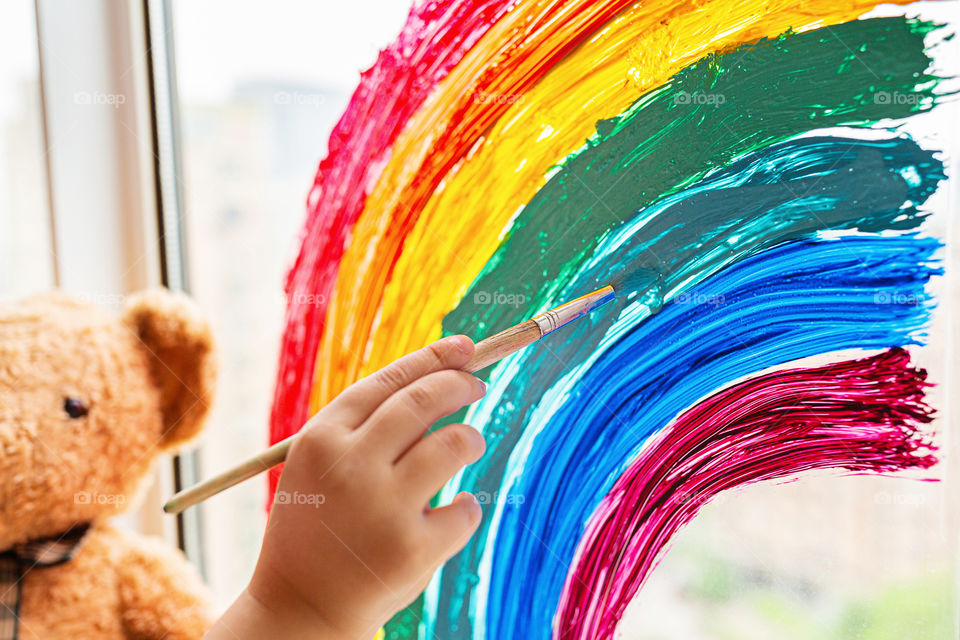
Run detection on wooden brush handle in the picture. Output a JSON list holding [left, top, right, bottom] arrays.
[[463, 319, 542, 372], [163, 439, 291, 513], [164, 320, 543, 514]]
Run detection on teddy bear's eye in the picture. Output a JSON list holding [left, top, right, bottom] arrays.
[[64, 397, 89, 419]]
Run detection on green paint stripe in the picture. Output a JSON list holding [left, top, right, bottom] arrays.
[[442, 16, 944, 340]]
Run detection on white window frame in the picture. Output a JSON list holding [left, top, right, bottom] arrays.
[[34, 0, 203, 571]]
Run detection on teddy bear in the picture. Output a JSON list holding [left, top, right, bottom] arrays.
[[0, 289, 216, 639]]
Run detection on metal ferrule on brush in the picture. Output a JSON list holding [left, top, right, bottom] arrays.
[[532, 285, 615, 336]]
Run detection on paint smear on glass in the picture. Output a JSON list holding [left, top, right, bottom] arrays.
[[367, 0, 922, 378], [311, 0, 641, 411], [556, 347, 936, 640], [445, 16, 944, 341], [318, 16, 944, 414], [428, 131, 944, 635], [261, 0, 955, 636], [445, 235, 940, 639]]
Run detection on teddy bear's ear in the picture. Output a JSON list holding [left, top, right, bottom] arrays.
[[124, 289, 217, 450]]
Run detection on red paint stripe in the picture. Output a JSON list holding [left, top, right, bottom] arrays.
[[268, 0, 517, 497]]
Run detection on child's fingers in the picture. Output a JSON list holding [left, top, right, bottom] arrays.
[[326, 335, 475, 425], [360, 370, 485, 459], [426, 492, 482, 558], [396, 424, 485, 501]]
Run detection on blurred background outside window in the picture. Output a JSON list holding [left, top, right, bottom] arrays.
[[0, 0, 54, 298]]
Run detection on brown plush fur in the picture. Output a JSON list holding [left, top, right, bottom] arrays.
[[0, 289, 216, 639]]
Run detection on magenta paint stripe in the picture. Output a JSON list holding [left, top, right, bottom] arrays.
[[555, 347, 936, 640]]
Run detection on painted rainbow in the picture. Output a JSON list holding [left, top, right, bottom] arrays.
[[269, 1, 954, 638]]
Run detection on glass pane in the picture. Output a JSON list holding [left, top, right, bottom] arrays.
[[171, 0, 959, 634], [0, 0, 53, 297], [170, 0, 410, 610], [257, 1, 959, 639]]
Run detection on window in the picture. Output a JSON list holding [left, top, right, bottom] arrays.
[[162, 0, 959, 626], [5, 1, 957, 633]]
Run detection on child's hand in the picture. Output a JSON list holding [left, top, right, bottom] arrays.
[[206, 335, 487, 640]]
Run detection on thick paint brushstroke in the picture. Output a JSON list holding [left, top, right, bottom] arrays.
[[367, 0, 920, 378], [494, 133, 942, 381], [556, 347, 935, 640], [269, 0, 516, 493], [443, 17, 943, 340], [443, 236, 941, 639], [312, 0, 641, 412], [429, 134, 944, 636]]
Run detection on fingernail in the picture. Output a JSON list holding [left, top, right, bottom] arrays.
[[475, 377, 487, 396], [448, 335, 474, 355]]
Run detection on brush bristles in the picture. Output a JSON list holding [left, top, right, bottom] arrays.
[[608, 268, 658, 297]]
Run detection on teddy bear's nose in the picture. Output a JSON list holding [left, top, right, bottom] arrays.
[[64, 397, 89, 419]]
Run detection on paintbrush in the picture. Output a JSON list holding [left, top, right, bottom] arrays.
[[163, 281, 631, 514]]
